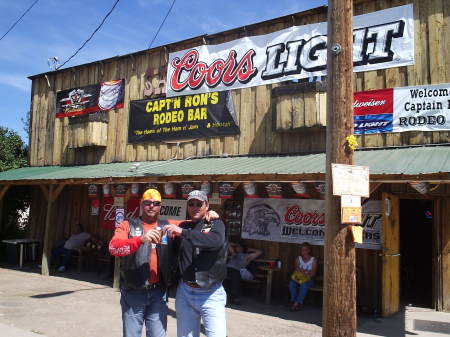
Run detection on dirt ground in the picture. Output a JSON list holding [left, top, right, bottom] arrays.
[[1, 266, 449, 337]]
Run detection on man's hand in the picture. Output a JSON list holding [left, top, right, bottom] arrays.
[[206, 210, 220, 221], [164, 224, 183, 237], [140, 229, 161, 243]]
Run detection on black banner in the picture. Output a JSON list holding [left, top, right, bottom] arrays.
[[56, 79, 124, 118], [128, 91, 239, 143]]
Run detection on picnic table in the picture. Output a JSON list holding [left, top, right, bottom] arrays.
[[2, 238, 40, 268]]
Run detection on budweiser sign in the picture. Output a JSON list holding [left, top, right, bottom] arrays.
[[167, 5, 414, 97]]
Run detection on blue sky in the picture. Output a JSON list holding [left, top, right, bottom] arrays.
[[0, 0, 327, 143]]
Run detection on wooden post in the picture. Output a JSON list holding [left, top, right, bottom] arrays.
[[323, 1, 355, 337], [41, 185, 54, 276]]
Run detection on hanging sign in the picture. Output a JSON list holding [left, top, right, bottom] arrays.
[[131, 183, 140, 197], [166, 5, 414, 97], [145, 183, 159, 192], [409, 181, 430, 195], [291, 182, 310, 198], [159, 199, 187, 221], [90, 199, 100, 216], [88, 184, 98, 198], [219, 182, 235, 199], [103, 184, 111, 197], [354, 83, 450, 134], [128, 91, 239, 143], [56, 79, 124, 118], [265, 183, 283, 198], [181, 183, 195, 199], [242, 198, 382, 249], [243, 182, 258, 198], [164, 183, 176, 199], [200, 182, 212, 197], [115, 184, 127, 197]]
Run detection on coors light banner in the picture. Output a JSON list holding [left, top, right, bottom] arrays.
[[354, 83, 450, 134], [56, 79, 125, 118], [242, 198, 381, 249], [166, 5, 414, 97]]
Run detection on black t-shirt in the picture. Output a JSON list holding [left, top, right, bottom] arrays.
[[177, 218, 226, 282]]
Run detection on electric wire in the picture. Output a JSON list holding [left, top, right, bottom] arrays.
[[0, 0, 40, 42], [148, 0, 177, 49], [56, 0, 121, 70]]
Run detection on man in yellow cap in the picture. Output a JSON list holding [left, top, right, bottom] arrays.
[[109, 188, 178, 337]]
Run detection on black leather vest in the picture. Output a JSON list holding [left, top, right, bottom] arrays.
[[120, 218, 177, 290]]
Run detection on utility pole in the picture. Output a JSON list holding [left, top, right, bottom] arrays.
[[323, 0, 356, 336]]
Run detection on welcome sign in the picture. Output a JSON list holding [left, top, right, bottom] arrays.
[[167, 5, 414, 97], [242, 198, 381, 249], [354, 83, 450, 134]]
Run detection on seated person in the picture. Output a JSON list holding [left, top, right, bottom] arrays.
[[288, 242, 317, 311], [226, 241, 262, 304], [51, 224, 91, 272]]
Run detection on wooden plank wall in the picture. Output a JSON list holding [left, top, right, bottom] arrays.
[[28, 0, 450, 167]]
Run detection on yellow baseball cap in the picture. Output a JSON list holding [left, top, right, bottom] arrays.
[[141, 188, 161, 202]]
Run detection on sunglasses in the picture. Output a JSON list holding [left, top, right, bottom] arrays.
[[188, 201, 204, 208], [143, 200, 161, 207]]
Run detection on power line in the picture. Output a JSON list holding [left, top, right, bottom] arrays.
[[148, 0, 177, 49], [0, 0, 40, 42], [56, 0, 121, 70]]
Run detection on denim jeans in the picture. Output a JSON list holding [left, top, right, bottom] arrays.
[[288, 279, 314, 305], [175, 282, 226, 337], [51, 246, 76, 268], [120, 286, 167, 337]]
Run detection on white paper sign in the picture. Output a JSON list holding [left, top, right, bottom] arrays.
[[167, 5, 414, 97], [332, 164, 369, 197]]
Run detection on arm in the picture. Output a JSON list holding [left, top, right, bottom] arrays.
[[306, 259, 318, 278], [165, 219, 225, 250], [245, 248, 262, 264], [108, 221, 161, 256], [109, 221, 141, 256]]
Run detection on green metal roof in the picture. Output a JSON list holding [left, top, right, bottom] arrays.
[[0, 145, 449, 184]]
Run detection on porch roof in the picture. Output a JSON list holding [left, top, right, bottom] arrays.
[[0, 145, 449, 185]]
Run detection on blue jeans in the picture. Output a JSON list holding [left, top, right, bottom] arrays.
[[175, 282, 226, 337], [288, 279, 314, 305], [51, 245, 75, 268], [120, 286, 167, 337]]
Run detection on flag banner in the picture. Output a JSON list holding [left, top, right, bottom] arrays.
[[128, 91, 239, 142], [354, 83, 450, 134], [242, 198, 381, 249], [167, 5, 413, 97], [56, 79, 124, 118]]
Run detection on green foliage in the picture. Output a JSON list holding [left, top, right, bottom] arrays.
[[0, 126, 28, 172], [0, 127, 29, 240]]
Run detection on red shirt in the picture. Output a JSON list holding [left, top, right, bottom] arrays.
[[109, 218, 182, 284]]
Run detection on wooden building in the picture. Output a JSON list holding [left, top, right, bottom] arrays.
[[0, 0, 449, 317]]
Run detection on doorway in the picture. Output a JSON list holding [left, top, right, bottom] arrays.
[[399, 199, 433, 308]]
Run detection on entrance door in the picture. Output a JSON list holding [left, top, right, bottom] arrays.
[[381, 192, 400, 317], [400, 199, 433, 308]]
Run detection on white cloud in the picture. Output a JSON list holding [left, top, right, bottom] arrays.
[[0, 73, 31, 92]]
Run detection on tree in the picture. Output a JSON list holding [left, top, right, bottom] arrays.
[[0, 126, 29, 240], [0, 126, 28, 172]]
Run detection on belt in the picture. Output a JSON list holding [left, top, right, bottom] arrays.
[[184, 281, 202, 288], [143, 283, 159, 289]]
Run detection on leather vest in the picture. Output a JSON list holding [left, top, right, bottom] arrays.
[[120, 218, 177, 290]]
